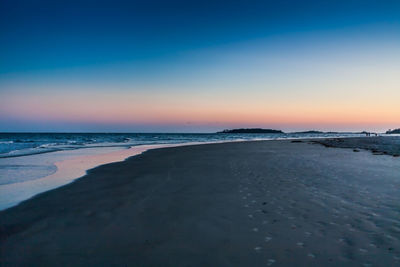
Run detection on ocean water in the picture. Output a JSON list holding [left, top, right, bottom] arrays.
[[0, 132, 366, 159], [0, 132, 362, 210]]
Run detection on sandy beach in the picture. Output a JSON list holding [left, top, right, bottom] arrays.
[[314, 137, 400, 157], [1, 139, 400, 266]]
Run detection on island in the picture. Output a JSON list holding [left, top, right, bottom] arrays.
[[386, 128, 400, 134], [217, 128, 284, 134], [292, 130, 324, 134]]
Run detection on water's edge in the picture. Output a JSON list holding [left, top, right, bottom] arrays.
[[0, 135, 368, 211], [0, 140, 232, 211]]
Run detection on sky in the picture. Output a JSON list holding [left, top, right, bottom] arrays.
[[0, 0, 399, 133]]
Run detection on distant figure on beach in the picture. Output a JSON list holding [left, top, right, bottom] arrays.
[[365, 132, 376, 137]]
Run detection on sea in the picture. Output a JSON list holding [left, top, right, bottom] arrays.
[[0, 132, 363, 210]]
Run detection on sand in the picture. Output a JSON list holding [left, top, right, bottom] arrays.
[[1, 139, 400, 266], [314, 136, 400, 157]]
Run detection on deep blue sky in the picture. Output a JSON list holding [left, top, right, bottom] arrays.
[[1, 0, 399, 132], [2, 0, 399, 73]]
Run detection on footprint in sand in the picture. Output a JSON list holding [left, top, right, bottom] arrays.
[[254, 246, 262, 252], [297, 242, 304, 247], [385, 234, 395, 240]]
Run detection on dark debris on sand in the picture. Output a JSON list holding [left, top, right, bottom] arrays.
[[312, 136, 400, 157]]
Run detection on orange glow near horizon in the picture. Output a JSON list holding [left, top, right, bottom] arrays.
[[1, 1, 400, 133], [2, 87, 399, 132], [1, 32, 399, 132]]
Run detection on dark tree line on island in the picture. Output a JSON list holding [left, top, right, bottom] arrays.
[[386, 129, 400, 134], [218, 128, 284, 134]]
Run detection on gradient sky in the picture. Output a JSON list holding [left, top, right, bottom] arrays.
[[0, 0, 399, 132]]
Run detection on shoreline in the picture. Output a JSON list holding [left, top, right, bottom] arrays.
[[0, 136, 393, 211], [0, 139, 256, 211], [1, 138, 400, 266], [0, 141, 222, 211]]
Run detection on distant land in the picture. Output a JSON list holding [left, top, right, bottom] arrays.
[[386, 129, 400, 134], [217, 128, 376, 134], [293, 130, 372, 135], [218, 128, 284, 134], [292, 130, 324, 134]]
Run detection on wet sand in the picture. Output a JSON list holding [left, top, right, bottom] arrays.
[[1, 139, 400, 266]]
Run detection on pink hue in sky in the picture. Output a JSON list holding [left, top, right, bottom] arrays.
[[1, 31, 399, 132]]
